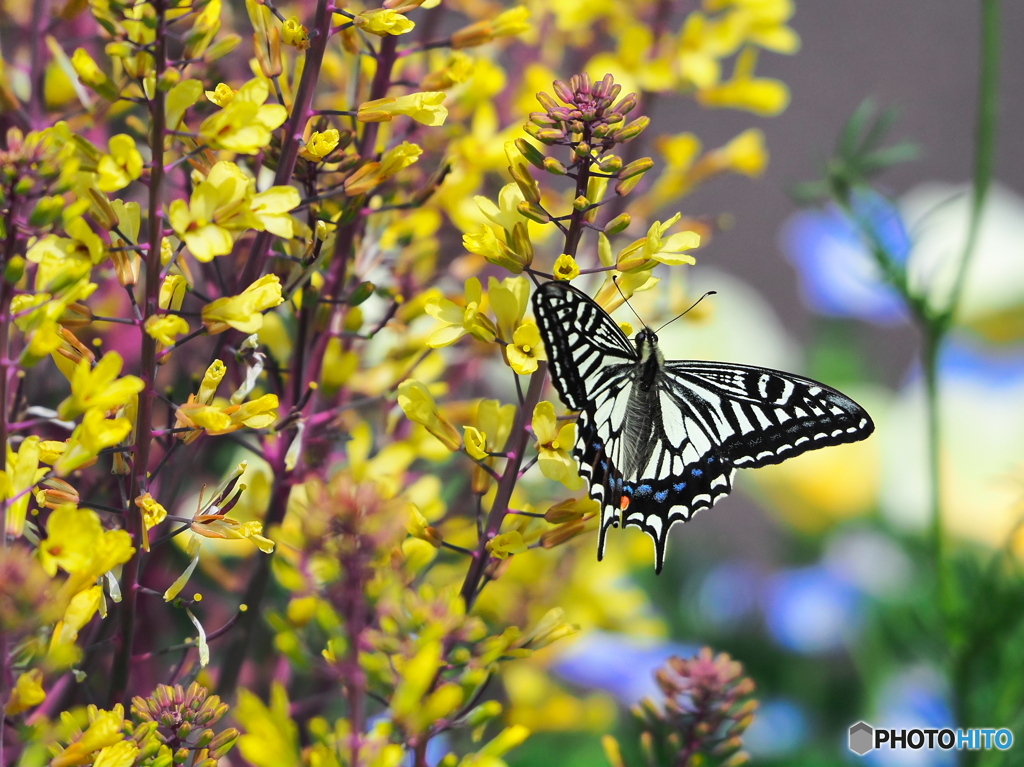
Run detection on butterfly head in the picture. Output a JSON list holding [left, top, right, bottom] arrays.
[[634, 327, 664, 365]]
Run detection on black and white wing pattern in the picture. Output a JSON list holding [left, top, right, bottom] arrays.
[[532, 280, 874, 573]]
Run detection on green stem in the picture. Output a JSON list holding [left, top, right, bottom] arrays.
[[942, 0, 999, 331]]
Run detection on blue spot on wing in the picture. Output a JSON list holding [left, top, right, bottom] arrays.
[[673, 482, 686, 492], [654, 490, 668, 502]]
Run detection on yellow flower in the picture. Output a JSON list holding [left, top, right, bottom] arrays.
[[197, 359, 226, 404], [422, 51, 475, 90], [616, 214, 701, 270], [281, 17, 310, 49], [463, 226, 530, 274], [92, 741, 140, 767], [343, 142, 422, 195], [54, 409, 134, 476], [464, 426, 489, 460], [96, 134, 143, 192], [506, 321, 546, 374], [475, 182, 529, 233], [357, 92, 448, 127], [0, 436, 43, 536], [136, 493, 168, 529], [553, 254, 580, 281], [38, 504, 134, 581], [205, 82, 236, 106], [228, 393, 279, 429], [145, 314, 190, 346], [397, 380, 461, 451], [250, 185, 301, 239], [4, 669, 46, 715], [532, 401, 583, 489], [424, 279, 497, 347], [696, 48, 790, 116], [487, 530, 528, 559], [51, 707, 125, 763], [160, 274, 188, 311], [488, 275, 530, 341], [71, 48, 118, 100], [198, 77, 288, 153], [191, 515, 275, 552], [452, 6, 531, 48], [58, 351, 145, 420], [699, 128, 768, 178], [477, 399, 516, 454], [355, 8, 415, 36], [298, 129, 340, 161], [202, 274, 284, 334], [168, 161, 254, 261]]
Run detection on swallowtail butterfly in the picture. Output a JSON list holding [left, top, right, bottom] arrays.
[[532, 281, 874, 572]]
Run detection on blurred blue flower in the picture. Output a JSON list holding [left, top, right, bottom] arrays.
[[780, 191, 911, 324], [552, 631, 697, 705], [938, 339, 1024, 388], [745, 698, 809, 758], [695, 561, 760, 630], [762, 566, 863, 653], [851, 667, 956, 767]]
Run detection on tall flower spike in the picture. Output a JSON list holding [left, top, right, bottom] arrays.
[[526, 73, 645, 155]]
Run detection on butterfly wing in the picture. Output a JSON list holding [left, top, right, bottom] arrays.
[[532, 281, 640, 557], [661, 360, 875, 468]]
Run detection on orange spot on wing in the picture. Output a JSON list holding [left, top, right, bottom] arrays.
[[620, 496, 630, 511]]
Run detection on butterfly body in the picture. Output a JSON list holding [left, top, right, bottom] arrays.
[[532, 280, 874, 572]]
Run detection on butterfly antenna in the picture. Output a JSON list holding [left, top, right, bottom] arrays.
[[612, 275, 649, 330], [655, 291, 717, 333]]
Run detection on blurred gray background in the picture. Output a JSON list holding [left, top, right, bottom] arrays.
[[673, 0, 1024, 382]]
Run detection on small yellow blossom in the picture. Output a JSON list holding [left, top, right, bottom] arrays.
[[54, 409, 135, 476], [191, 515, 275, 552], [532, 401, 583, 489], [489, 276, 530, 341], [160, 274, 188, 311], [355, 8, 415, 36], [199, 77, 288, 153], [506, 321, 546, 374], [698, 128, 768, 178], [696, 48, 790, 116], [452, 6, 531, 48], [58, 351, 145, 421], [487, 530, 528, 559], [281, 17, 310, 49], [202, 274, 284, 334], [205, 82, 236, 106], [4, 670, 46, 715], [424, 279, 497, 347], [357, 92, 448, 127], [397, 380, 461, 451], [71, 48, 118, 100], [616, 214, 701, 270], [0, 436, 43, 536], [422, 51, 475, 90], [145, 314, 190, 346], [553, 254, 580, 281], [463, 426, 489, 460], [92, 741, 140, 767], [136, 493, 168, 529], [96, 134, 144, 192], [463, 227, 530, 274], [298, 129, 340, 161]]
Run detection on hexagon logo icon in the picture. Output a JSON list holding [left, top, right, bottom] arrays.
[[849, 721, 874, 755]]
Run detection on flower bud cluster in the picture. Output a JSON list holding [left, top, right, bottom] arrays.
[[634, 648, 758, 767], [525, 73, 648, 155], [131, 682, 239, 764]]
